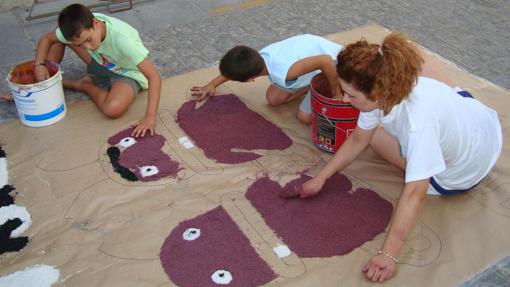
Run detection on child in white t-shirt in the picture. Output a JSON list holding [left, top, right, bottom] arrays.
[[190, 34, 343, 124], [299, 33, 502, 283]]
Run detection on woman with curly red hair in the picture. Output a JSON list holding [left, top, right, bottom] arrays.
[[300, 33, 502, 282]]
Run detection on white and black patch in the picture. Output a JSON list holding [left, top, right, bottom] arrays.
[[139, 165, 159, 177], [182, 228, 201, 241], [118, 137, 137, 148], [0, 146, 31, 254], [211, 270, 233, 285]]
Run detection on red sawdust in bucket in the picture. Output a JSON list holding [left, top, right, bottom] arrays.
[[9, 60, 59, 85], [311, 72, 334, 98]]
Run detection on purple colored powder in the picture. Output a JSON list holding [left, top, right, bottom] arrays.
[[107, 128, 181, 181], [246, 174, 393, 257], [176, 94, 292, 164], [160, 206, 276, 286]]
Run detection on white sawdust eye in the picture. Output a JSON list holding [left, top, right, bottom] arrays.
[[118, 137, 136, 148], [211, 270, 232, 285], [139, 165, 159, 177], [182, 228, 201, 241]]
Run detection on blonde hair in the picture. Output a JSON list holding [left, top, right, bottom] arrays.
[[336, 32, 423, 113]]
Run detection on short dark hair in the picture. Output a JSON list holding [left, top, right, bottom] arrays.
[[58, 4, 94, 41], [219, 46, 265, 82]]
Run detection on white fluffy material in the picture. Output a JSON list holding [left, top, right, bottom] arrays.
[[0, 204, 31, 237], [0, 265, 60, 287], [0, 158, 8, 187]]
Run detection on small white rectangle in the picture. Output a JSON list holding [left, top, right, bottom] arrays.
[[273, 245, 292, 258], [178, 136, 194, 149], [182, 142, 194, 149]]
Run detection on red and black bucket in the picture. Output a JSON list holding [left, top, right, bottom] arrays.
[[310, 73, 360, 153]]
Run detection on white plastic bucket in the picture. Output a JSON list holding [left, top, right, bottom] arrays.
[[6, 60, 66, 127]]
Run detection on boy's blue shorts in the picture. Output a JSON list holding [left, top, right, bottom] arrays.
[[87, 60, 141, 95]]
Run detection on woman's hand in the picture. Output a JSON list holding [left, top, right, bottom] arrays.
[[362, 253, 396, 283], [299, 177, 325, 198]]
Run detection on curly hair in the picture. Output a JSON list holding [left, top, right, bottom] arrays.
[[336, 32, 423, 113]]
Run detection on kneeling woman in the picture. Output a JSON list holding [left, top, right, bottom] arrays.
[[300, 33, 502, 282]]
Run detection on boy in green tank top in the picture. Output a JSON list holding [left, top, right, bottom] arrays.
[[34, 3, 161, 137]]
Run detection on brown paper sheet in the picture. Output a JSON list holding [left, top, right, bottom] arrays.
[[0, 24, 509, 286]]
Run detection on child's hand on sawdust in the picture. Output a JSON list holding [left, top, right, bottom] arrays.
[[362, 254, 396, 283], [132, 115, 156, 137], [190, 84, 215, 101], [299, 177, 325, 198]]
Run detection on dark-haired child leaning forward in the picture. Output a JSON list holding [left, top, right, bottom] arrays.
[[191, 34, 343, 124]]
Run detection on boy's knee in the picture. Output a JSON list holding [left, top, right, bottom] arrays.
[[296, 111, 312, 125], [266, 92, 284, 107], [266, 86, 290, 107], [102, 102, 127, 119]]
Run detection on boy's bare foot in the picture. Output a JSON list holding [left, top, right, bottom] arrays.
[[0, 93, 13, 102], [63, 76, 93, 91]]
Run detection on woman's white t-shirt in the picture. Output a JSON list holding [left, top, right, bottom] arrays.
[[357, 77, 502, 190]]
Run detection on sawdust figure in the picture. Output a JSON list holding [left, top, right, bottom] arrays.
[[106, 127, 182, 182], [176, 94, 292, 164], [37, 115, 197, 186], [246, 173, 393, 257], [160, 206, 277, 286]]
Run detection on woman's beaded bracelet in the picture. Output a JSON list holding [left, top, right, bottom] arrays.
[[378, 250, 398, 263]]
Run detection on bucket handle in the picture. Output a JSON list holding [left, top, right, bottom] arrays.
[[320, 108, 351, 134]]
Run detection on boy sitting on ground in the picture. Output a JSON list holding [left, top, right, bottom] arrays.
[[33, 3, 161, 137], [191, 34, 343, 124]]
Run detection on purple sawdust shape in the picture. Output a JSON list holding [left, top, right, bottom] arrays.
[[107, 128, 181, 181], [246, 174, 393, 257], [176, 94, 292, 164], [160, 206, 276, 287]]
